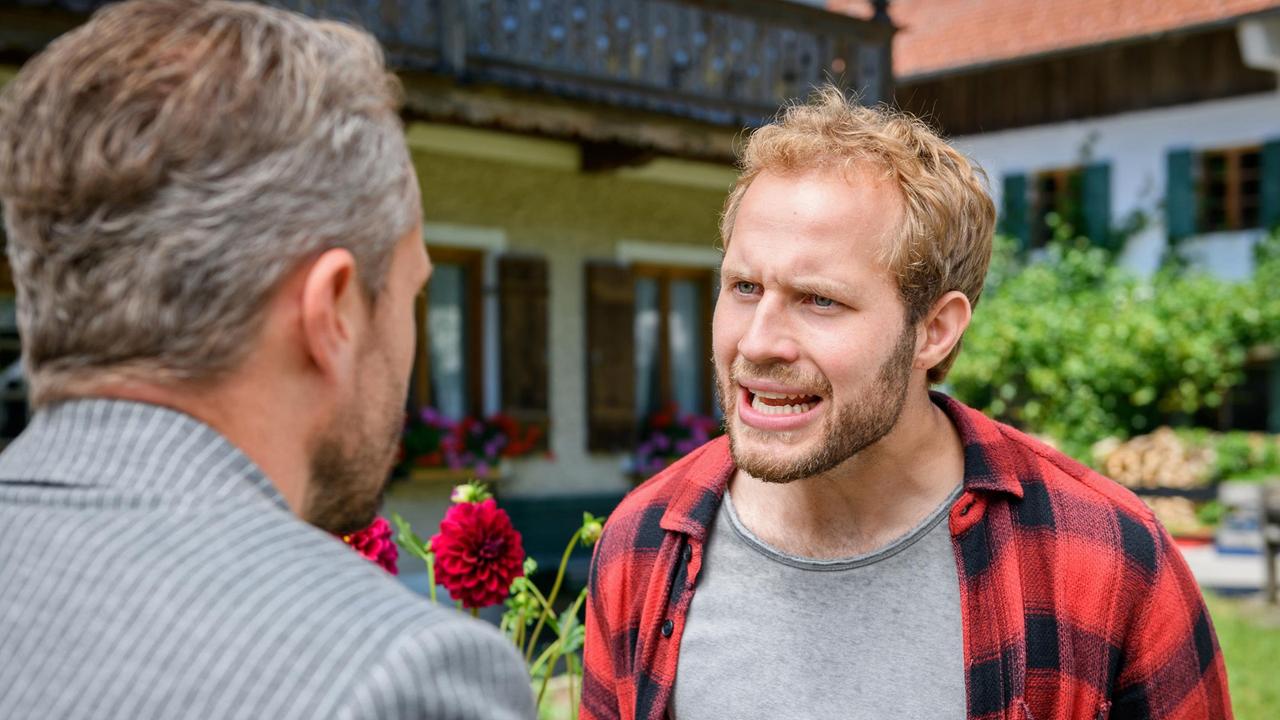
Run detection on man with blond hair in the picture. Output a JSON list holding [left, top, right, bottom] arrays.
[[581, 87, 1231, 720], [0, 1, 533, 718]]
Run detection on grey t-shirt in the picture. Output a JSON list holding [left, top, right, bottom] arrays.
[[671, 485, 966, 719]]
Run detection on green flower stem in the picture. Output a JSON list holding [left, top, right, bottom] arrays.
[[524, 584, 556, 624], [427, 552, 438, 605], [528, 638, 561, 678], [534, 590, 588, 710], [525, 529, 582, 663], [470, 607, 479, 619], [568, 654, 580, 720], [511, 607, 526, 648], [535, 645, 563, 710]]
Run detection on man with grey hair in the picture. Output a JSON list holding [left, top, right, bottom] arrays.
[[0, 1, 534, 718]]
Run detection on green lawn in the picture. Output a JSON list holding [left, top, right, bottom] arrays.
[[1205, 592, 1280, 720]]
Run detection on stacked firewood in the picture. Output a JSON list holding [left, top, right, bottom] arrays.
[[1139, 497, 1204, 535], [1091, 427, 1214, 489]]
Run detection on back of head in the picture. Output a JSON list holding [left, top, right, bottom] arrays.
[[0, 0, 418, 406], [720, 86, 996, 383]]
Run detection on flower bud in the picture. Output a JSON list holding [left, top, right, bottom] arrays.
[[450, 481, 493, 504], [581, 512, 604, 546]]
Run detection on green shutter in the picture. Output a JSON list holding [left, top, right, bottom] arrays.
[[1270, 358, 1280, 434], [1082, 163, 1111, 249], [1166, 149, 1196, 241], [1000, 173, 1029, 251], [1261, 139, 1280, 231]]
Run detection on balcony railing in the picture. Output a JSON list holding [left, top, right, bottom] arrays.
[[5, 0, 894, 126]]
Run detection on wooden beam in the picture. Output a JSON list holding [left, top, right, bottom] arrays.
[[400, 73, 740, 163], [406, 122, 579, 171]]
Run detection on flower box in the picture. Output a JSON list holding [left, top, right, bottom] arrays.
[[406, 463, 507, 485]]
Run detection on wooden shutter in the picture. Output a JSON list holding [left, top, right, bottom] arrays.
[[1082, 162, 1112, 249], [498, 256, 549, 432], [1166, 149, 1196, 241], [585, 262, 635, 452], [1261, 139, 1280, 231], [999, 173, 1030, 251]]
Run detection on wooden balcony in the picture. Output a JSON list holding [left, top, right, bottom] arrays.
[[0, 0, 891, 124], [286, 0, 893, 126], [2, 0, 894, 155]]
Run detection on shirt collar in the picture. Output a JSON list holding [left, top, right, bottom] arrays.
[[660, 392, 1025, 541], [0, 398, 287, 510]]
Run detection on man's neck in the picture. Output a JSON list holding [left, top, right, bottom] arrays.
[[728, 391, 965, 559]]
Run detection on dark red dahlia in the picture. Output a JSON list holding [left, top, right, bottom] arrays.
[[431, 498, 525, 609], [341, 516, 399, 575]]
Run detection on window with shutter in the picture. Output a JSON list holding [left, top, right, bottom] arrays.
[[999, 173, 1029, 251], [1081, 163, 1111, 250], [632, 263, 717, 420], [498, 256, 549, 440], [412, 246, 485, 419], [1260, 139, 1280, 231], [1031, 166, 1085, 249], [1195, 145, 1263, 233], [585, 263, 636, 452], [1166, 148, 1196, 242]]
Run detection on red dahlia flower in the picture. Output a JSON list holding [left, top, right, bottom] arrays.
[[431, 498, 525, 609], [341, 516, 399, 575]]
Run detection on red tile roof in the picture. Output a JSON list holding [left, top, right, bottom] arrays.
[[831, 0, 1280, 78]]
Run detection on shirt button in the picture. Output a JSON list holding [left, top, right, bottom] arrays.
[[661, 619, 674, 638], [682, 545, 693, 562]]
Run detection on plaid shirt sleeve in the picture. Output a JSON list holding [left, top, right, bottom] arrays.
[[581, 537, 623, 720], [1107, 512, 1232, 719]]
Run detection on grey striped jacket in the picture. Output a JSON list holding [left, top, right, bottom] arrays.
[[0, 399, 536, 719]]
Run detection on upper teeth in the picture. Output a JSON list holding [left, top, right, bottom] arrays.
[[751, 394, 815, 415], [753, 391, 811, 400]]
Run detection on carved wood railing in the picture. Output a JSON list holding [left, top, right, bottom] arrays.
[[5, 0, 893, 126]]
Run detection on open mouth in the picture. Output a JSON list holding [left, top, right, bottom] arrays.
[[745, 389, 823, 416]]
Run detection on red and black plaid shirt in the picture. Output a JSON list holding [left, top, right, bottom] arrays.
[[582, 393, 1232, 720]]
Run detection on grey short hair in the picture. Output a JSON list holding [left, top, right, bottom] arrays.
[[0, 0, 420, 406]]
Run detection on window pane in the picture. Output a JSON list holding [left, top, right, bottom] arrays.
[[427, 264, 470, 420], [634, 277, 661, 420], [668, 279, 705, 416]]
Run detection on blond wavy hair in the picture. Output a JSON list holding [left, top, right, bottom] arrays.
[[720, 85, 996, 383]]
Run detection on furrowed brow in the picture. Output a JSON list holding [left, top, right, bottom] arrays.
[[790, 277, 851, 300]]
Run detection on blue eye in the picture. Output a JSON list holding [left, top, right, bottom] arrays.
[[734, 281, 758, 295], [812, 295, 835, 308]]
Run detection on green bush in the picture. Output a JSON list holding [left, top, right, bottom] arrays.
[[948, 227, 1280, 460]]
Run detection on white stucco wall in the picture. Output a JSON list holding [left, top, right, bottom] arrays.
[[399, 136, 732, 501], [951, 90, 1280, 278]]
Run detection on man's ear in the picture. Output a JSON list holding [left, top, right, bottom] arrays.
[[299, 248, 365, 382], [914, 290, 972, 373]]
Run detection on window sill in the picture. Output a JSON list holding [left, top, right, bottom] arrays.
[[401, 462, 508, 486]]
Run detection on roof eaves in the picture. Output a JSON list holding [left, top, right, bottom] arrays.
[[896, 7, 1280, 84]]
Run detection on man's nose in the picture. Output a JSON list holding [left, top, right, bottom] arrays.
[[737, 294, 799, 366]]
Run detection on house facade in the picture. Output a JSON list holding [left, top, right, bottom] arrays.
[[827, 0, 1280, 435]]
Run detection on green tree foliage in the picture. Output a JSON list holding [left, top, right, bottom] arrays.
[[949, 225, 1280, 460]]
